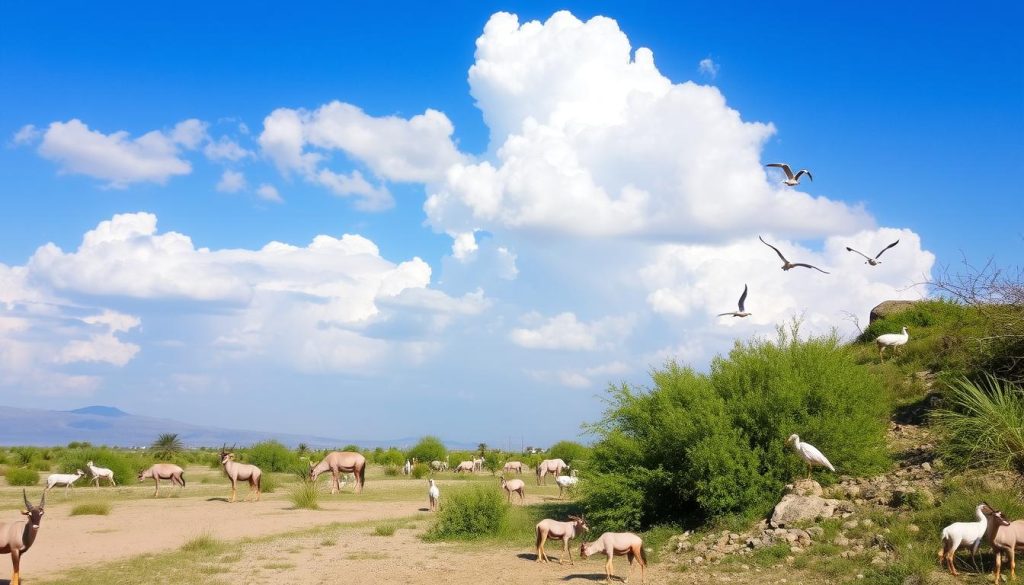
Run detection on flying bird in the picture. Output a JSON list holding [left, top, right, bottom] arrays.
[[767, 163, 812, 186], [718, 284, 751, 318], [759, 236, 830, 274], [786, 434, 835, 478], [846, 240, 900, 266]]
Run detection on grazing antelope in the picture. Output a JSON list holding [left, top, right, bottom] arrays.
[[137, 463, 186, 497], [45, 470, 84, 495], [219, 446, 262, 503], [429, 460, 448, 472], [536, 459, 568, 485], [309, 451, 366, 494], [536, 515, 589, 565], [503, 461, 525, 474], [982, 502, 1024, 583], [428, 479, 440, 512], [0, 490, 45, 585], [454, 460, 475, 473], [85, 460, 116, 487], [580, 532, 647, 584], [500, 475, 526, 504]]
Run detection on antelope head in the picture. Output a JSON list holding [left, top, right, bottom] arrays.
[[982, 502, 1012, 527], [569, 514, 590, 533], [21, 489, 45, 529]]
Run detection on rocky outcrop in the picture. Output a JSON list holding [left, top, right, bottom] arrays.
[[869, 300, 918, 324], [769, 480, 851, 528]]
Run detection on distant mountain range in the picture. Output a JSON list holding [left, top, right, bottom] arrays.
[[0, 405, 477, 450]]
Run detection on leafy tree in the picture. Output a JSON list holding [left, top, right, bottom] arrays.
[[150, 433, 184, 459], [246, 440, 299, 472], [477, 443, 488, 458], [546, 441, 590, 466], [407, 436, 447, 464], [483, 452, 503, 475]]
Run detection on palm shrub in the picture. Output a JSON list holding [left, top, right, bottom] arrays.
[[150, 433, 185, 460], [932, 375, 1024, 475], [581, 325, 889, 531], [424, 484, 508, 540]]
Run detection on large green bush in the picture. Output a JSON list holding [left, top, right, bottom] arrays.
[[407, 436, 447, 464], [245, 440, 299, 473], [425, 484, 509, 540], [374, 448, 405, 467], [581, 326, 889, 531], [546, 441, 590, 466], [5, 467, 40, 486], [59, 448, 140, 485]]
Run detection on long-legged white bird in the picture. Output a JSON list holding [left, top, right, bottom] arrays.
[[875, 326, 909, 362], [846, 240, 900, 266], [767, 163, 812, 186], [717, 284, 751, 318], [786, 434, 835, 478]]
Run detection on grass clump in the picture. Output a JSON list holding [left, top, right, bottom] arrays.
[[383, 464, 400, 476], [410, 463, 429, 479], [581, 323, 890, 531], [424, 484, 508, 540], [933, 375, 1024, 475], [288, 478, 321, 510], [4, 467, 40, 486], [180, 533, 226, 555], [70, 501, 111, 516], [259, 473, 281, 494], [373, 522, 399, 536]]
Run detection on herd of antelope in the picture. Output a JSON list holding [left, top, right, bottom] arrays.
[[939, 501, 1024, 582]]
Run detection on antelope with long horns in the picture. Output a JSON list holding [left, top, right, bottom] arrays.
[[309, 451, 366, 494], [0, 490, 45, 585], [219, 445, 262, 503], [137, 463, 186, 497]]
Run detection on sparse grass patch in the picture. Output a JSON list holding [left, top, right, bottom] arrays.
[[288, 478, 321, 510], [373, 522, 399, 536], [319, 538, 336, 546], [180, 533, 226, 555], [70, 501, 111, 516], [260, 473, 280, 494], [262, 562, 295, 569]]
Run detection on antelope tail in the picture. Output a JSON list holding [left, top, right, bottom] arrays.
[[181, 472, 186, 488], [639, 544, 647, 565]]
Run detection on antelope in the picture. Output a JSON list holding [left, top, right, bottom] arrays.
[[454, 460, 475, 473], [503, 461, 525, 474], [45, 470, 84, 495], [982, 502, 1024, 583], [219, 446, 262, 503], [85, 460, 116, 487], [555, 469, 579, 498], [938, 503, 987, 576], [580, 532, 647, 584], [500, 475, 526, 504], [403, 460, 412, 475], [536, 515, 589, 565], [429, 460, 448, 472], [309, 451, 366, 494], [536, 458, 568, 485], [428, 479, 440, 512], [0, 490, 45, 585], [137, 463, 186, 497], [473, 457, 484, 472]]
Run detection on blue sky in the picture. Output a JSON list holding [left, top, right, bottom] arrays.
[[0, 2, 1020, 445]]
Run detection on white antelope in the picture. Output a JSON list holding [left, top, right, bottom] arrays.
[[454, 460, 475, 473], [219, 447, 262, 503], [428, 479, 440, 512], [403, 459, 412, 475], [45, 470, 84, 495], [535, 459, 568, 485], [429, 460, 448, 471], [85, 460, 116, 487], [876, 326, 910, 362], [938, 503, 987, 576], [580, 532, 647, 584], [536, 515, 589, 565], [137, 463, 186, 497], [500, 476, 526, 504], [555, 470, 579, 499], [472, 457, 484, 472], [0, 490, 45, 585], [503, 461, 526, 474]]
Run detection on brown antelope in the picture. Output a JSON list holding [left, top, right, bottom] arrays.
[[580, 532, 647, 584], [309, 451, 366, 494], [536, 515, 589, 565], [137, 463, 186, 497], [453, 460, 475, 473], [0, 490, 45, 585], [219, 446, 262, 503], [500, 475, 526, 504], [535, 458, 568, 485], [503, 461, 526, 474], [982, 502, 1024, 583]]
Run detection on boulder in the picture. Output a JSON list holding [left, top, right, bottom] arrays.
[[869, 300, 917, 324], [770, 492, 845, 528]]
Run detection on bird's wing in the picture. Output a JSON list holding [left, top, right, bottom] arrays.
[[792, 263, 830, 274], [795, 169, 812, 181], [738, 284, 748, 312], [760, 236, 788, 263], [766, 163, 795, 179], [801, 443, 835, 471], [875, 239, 900, 259], [717, 312, 736, 317], [845, 247, 872, 261]]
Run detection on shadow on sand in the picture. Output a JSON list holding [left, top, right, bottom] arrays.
[[205, 497, 230, 503], [561, 573, 615, 582]]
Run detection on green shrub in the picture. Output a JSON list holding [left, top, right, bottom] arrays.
[[4, 467, 40, 486], [288, 479, 321, 510], [374, 448, 405, 467], [245, 440, 298, 473], [425, 484, 509, 540], [58, 448, 138, 485], [581, 324, 889, 530], [546, 441, 590, 466], [373, 522, 398, 536], [411, 463, 429, 479], [70, 502, 111, 516], [407, 436, 447, 464], [383, 465, 400, 476], [29, 459, 51, 471], [260, 473, 281, 494], [933, 375, 1024, 475]]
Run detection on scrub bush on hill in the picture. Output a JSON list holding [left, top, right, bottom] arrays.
[[581, 325, 889, 531]]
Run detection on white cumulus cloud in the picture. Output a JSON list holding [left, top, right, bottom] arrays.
[[510, 311, 635, 351], [256, 184, 283, 203], [217, 169, 246, 193], [698, 57, 719, 79]]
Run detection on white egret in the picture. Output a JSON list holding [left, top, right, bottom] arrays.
[[875, 326, 910, 362], [786, 434, 835, 478]]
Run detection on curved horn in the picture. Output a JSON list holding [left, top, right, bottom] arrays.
[[39, 489, 45, 509], [23, 489, 31, 510]]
